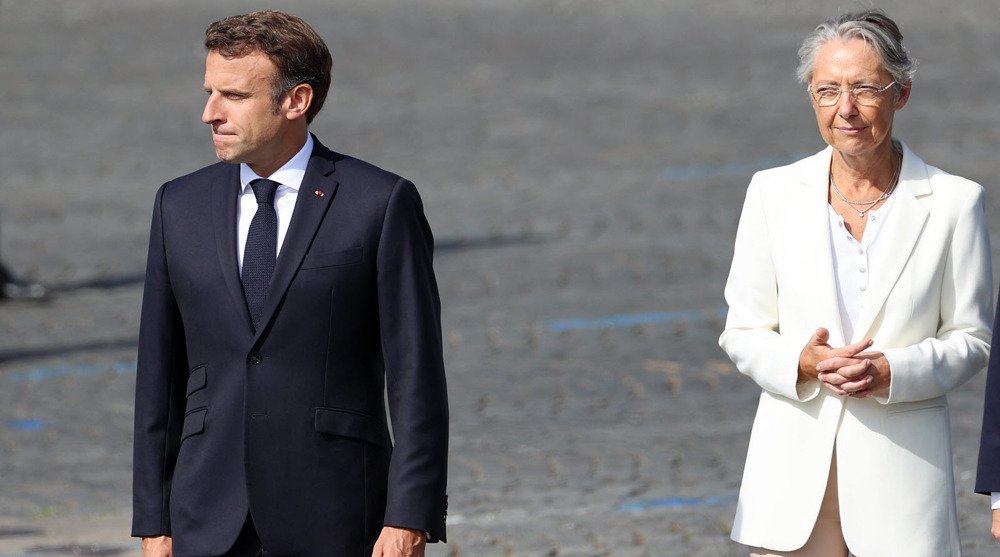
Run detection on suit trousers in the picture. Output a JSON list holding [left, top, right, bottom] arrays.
[[749, 451, 849, 557], [222, 514, 268, 557]]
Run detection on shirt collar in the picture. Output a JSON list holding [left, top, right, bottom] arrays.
[[239, 133, 314, 192]]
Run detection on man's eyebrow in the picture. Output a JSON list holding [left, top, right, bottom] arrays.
[[204, 84, 251, 95]]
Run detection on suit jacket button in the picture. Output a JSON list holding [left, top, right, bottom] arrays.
[[248, 353, 263, 365]]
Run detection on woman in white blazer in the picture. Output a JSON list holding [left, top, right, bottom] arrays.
[[720, 10, 992, 557]]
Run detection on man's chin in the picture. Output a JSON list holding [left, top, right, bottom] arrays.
[[213, 149, 242, 164]]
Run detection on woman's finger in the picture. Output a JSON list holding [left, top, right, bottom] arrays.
[[838, 375, 873, 393], [830, 338, 874, 358], [817, 359, 870, 378]]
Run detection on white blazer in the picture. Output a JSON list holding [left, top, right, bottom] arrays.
[[719, 140, 992, 557]]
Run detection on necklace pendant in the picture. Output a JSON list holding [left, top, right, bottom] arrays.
[[859, 211, 865, 218]]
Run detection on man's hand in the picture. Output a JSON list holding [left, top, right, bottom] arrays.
[[372, 526, 426, 557], [142, 536, 172, 557], [992, 508, 1000, 542]]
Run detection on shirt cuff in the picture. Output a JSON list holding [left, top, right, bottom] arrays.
[[991, 492, 1000, 510]]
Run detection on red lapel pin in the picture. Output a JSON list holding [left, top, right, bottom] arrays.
[[314, 190, 325, 197]]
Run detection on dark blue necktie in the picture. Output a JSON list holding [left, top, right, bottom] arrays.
[[242, 178, 280, 331]]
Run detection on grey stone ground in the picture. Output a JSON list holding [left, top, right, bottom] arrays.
[[2, 0, 1000, 555]]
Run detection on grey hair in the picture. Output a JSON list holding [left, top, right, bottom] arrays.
[[796, 9, 916, 88]]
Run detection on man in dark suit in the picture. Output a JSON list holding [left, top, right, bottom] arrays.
[[976, 294, 1000, 543], [132, 11, 448, 557]]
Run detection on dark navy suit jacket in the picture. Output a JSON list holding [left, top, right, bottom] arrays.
[[132, 136, 448, 556], [976, 287, 1000, 497]]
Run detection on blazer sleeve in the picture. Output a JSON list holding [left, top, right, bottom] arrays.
[[719, 175, 822, 402], [376, 179, 449, 542], [131, 183, 189, 537], [878, 186, 993, 404]]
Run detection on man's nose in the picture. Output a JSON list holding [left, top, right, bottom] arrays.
[[202, 94, 221, 124]]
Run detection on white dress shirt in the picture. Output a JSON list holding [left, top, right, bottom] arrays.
[[237, 134, 313, 272]]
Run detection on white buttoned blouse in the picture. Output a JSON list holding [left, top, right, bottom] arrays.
[[828, 194, 897, 343]]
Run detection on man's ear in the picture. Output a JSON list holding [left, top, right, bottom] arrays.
[[284, 83, 313, 121]]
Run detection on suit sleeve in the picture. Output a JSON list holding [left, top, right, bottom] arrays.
[[879, 186, 993, 404], [376, 179, 449, 542], [132, 183, 189, 537], [719, 175, 822, 402]]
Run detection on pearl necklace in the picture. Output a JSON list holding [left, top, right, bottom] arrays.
[[829, 150, 902, 218]]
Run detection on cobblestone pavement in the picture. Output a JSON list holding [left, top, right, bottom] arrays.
[[2, 0, 1000, 555]]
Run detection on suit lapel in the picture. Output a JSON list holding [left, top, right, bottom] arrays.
[[254, 139, 341, 342], [211, 166, 255, 333], [853, 142, 930, 341], [796, 148, 847, 346]]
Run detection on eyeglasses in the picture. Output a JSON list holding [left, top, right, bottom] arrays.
[[808, 81, 897, 107]]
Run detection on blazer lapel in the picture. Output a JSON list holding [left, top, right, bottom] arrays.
[[211, 166, 255, 333], [796, 148, 848, 346], [254, 139, 340, 342], [852, 142, 930, 341]]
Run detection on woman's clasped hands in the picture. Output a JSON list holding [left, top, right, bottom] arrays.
[[799, 327, 891, 398]]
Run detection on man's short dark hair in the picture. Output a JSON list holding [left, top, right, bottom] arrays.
[[205, 10, 332, 124]]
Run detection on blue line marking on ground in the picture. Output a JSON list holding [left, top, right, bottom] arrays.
[[7, 360, 137, 383], [663, 154, 808, 181], [618, 494, 738, 511], [6, 419, 48, 431], [545, 306, 727, 333]]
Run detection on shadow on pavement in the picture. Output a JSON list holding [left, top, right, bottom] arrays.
[[0, 339, 138, 365]]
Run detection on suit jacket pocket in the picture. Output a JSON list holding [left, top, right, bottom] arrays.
[[313, 407, 390, 448], [186, 365, 207, 397], [300, 247, 363, 270], [180, 407, 207, 444]]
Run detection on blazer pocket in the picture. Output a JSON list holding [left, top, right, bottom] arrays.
[[180, 407, 207, 444], [313, 407, 390, 448], [887, 400, 947, 416], [300, 247, 363, 270], [186, 365, 207, 397]]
